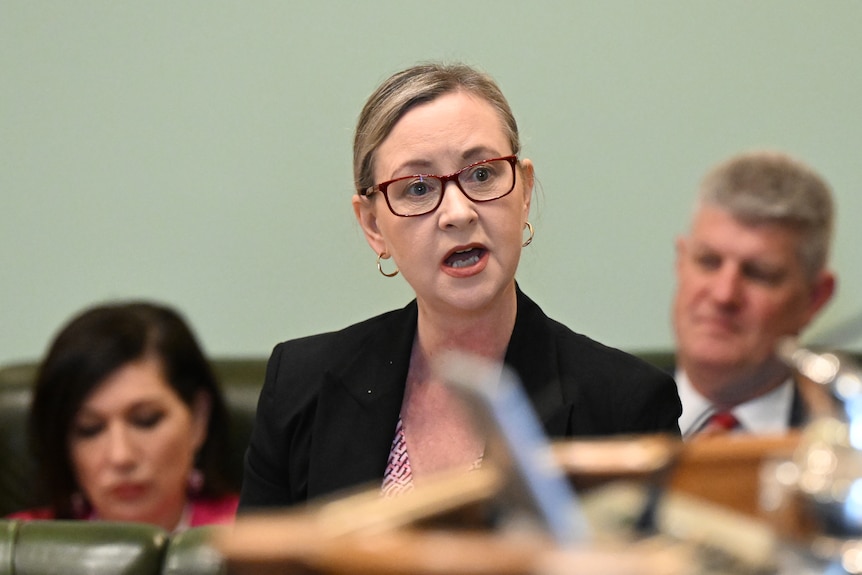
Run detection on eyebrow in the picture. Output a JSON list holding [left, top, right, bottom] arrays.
[[390, 159, 434, 178], [76, 398, 166, 419], [388, 146, 505, 179], [460, 146, 502, 163], [690, 241, 790, 270]]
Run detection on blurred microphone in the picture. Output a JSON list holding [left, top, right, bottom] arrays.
[[778, 336, 862, 423], [776, 336, 841, 385]]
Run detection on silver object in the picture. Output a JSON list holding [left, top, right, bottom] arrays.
[[775, 338, 862, 571]]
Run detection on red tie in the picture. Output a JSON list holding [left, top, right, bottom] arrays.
[[698, 411, 740, 436]]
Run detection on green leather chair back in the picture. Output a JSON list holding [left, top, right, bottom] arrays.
[[630, 350, 675, 372], [161, 526, 227, 575], [0, 364, 40, 516], [211, 359, 267, 491], [0, 358, 266, 517], [0, 520, 17, 575], [1, 520, 228, 575], [14, 521, 167, 575]]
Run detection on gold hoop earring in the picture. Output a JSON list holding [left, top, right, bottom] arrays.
[[376, 253, 399, 278], [522, 221, 534, 247]]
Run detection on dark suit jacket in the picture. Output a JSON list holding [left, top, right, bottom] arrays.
[[239, 289, 682, 509], [788, 383, 809, 427]]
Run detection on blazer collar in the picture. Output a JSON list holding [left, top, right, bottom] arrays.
[[332, 287, 557, 407], [506, 287, 566, 432], [331, 301, 418, 408], [335, 287, 564, 427], [310, 287, 565, 495], [307, 301, 417, 497]]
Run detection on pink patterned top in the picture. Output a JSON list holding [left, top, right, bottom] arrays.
[[381, 416, 482, 497], [382, 416, 414, 496]]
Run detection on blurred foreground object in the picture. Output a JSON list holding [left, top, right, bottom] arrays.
[[761, 338, 862, 570], [217, 470, 692, 575], [219, 353, 784, 574]]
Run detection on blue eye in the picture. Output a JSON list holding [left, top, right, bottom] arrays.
[[462, 164, 500, 189], [472, 167, 492, 182], [394, 176, 441, 201], [405, 180, 431, 197]]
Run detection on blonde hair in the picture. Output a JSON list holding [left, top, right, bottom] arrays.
[[353, 63, 520, 193]]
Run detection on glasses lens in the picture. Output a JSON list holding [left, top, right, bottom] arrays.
[[387, 176, 442, 216], [458, 158, 515, 201], [381, 157, 516, 217]]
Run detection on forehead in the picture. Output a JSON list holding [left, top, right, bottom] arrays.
[[79, 358, 182, 413], [689, 207, 803, 264], [374, 91, 510, 178]]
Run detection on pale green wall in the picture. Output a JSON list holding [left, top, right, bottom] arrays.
[[3, 1, 861, 365]]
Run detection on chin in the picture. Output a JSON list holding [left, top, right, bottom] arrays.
[[437, 292, 489, 313], [451, 278, 512, 308], [102, 497, 161, 522], [685, 342, 747, 369], [100, 509, 145, 523]]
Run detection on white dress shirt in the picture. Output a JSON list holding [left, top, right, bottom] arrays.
[[675, 368, 794, 439]]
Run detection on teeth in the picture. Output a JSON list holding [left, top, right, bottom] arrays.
[[450, 253, 480, 268]]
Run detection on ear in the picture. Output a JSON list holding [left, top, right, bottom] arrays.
[[189, 390, 212, 452], [352, 194, 388, 257], [803, 269, 836, 325], [519, 158, 534, 217], [674, 236, 687, 275]]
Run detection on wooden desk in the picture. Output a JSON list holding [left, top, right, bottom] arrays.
[[219, 434, 807, 574], [553, 433, 801, 520], [217, 518, 688, 575], [669, 432, 800, 519], [217, 463, 688, 575]]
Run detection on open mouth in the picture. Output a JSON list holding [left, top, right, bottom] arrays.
[[445, 247, 485, 268]]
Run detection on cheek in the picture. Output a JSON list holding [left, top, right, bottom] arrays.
[[69, 442, 101, 485], [496, 204, 527, 242], [674, 270, 702, 305], [143, 428, 197, 501], [151, 422, 198, 469], [758, 292, 810, 330], [384, 222, 428, 263]]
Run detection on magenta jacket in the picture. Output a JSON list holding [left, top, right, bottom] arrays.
[[7, 494, 239, 530]]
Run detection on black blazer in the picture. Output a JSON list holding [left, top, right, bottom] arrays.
[[240, 288, 682, 509]]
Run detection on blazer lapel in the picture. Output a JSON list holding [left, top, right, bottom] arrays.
[[505, 288, 570, 436], [307, 301, 418, 498]]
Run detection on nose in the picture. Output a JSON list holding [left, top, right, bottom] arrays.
[[436, 180, 477, 228], [104, 424, 137, 467], [710, 264, 743, 306]]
